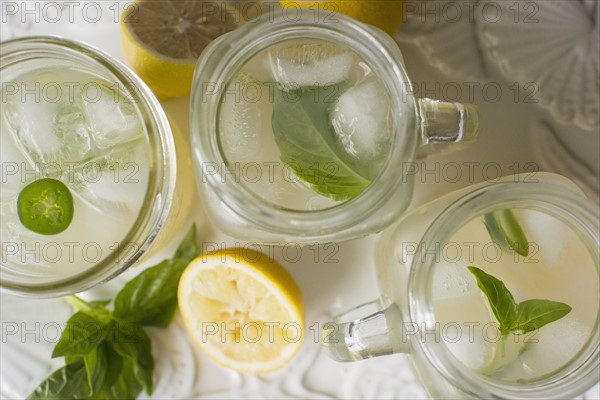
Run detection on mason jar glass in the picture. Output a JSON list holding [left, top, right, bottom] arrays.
[[323, 172, 599, 399], [0, 37, 192, 297], [190, 9, 480, 244]]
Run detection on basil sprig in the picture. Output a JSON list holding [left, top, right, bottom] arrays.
[[467, 266, 571, 336], [484, 210, 530, 257], [271, 85, 371, 201], [28, 225, 199, 400]]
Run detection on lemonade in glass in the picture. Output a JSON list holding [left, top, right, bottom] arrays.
[[0, 37, 184, 296]]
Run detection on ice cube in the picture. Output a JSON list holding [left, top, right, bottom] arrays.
[[269, 40, 357, 87], [52, 100, 92, 162], [433, 294, 499, 371], [331, 76, 392, 178], [83, 81, 144, 149], [219, 77, 271, 162], [519, 318, 589, 379], [71, 140, 149, 216], [3, 96, 64, 165], [0, 117, 35, 198]]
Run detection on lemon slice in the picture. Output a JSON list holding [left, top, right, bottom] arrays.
[[178, 248, 304, 372], [280, 0, 406, 36], [120, 0, 240, 99]]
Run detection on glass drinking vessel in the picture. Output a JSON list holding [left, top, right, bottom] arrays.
[[322, 172, 599, 399], [190, 9, 480, 244], [0, 37, 192, 297]]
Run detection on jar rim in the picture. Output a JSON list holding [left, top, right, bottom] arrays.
[[0, 36, 176, 297], [409, 178, 600, 398], [190, 10, 417, 240]]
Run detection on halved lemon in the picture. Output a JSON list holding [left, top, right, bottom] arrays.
[[120, 0, 240, 99], [178, 248, 304, 373]]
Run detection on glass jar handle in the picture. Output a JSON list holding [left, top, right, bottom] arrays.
[[416, 98, 480, 158], [322, 299, 409, 361]]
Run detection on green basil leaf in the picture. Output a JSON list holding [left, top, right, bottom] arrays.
[[484, 209, 529, 257], [83, 342, 109, 394], [95, 343, 124, 399], [52, 312, 109, 358], [110, 323, 154, 394], [65, 295, 113, 323], [272, 86, 370, 201], [173, 224, 199, 262], [113, 225, 198, 327], [467, 266, 517, 334], [113, 258, 189, 327], [512, 299, 572, 334], [108, 358, 144, 400], [27, 359, 91, 399]]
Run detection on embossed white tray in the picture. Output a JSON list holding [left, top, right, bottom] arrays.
[[1, 1, 599, 399]]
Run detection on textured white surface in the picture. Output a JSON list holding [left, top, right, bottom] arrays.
[[1, 1, 599, 399]]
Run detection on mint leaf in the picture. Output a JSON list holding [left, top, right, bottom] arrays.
[[272, 86, 370, 201], [511, 299, 572, 334], [484, 210, 529, 257], [27, 359, 90, 399], [52, 311, 110, 358], [467, 266, 517, 334], [468, 266, 571, 336]]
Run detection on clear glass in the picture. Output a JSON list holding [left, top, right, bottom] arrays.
[[190, 9, 480, 244], [322, 172, 599, 399], [0, 37, 190, 297]]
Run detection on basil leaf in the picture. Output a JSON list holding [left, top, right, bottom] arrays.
[[97, 343, 124, 396], [484, 210, 529, 257], [113, 225, 198, 327], [52, 312, 109, 358], [272, 86, 370, 201], [28, 359, 91, 399], [65, 295, 113, 323], [83, 342, 109, 394], [512, 299, 572, 334], [108, 358, 144, 400], [468, 266, 572, 337], [110, 322, 154, 394], [467, 266, 517, 334], [113, 258, 189, 327], [173, 224, 199, 262]]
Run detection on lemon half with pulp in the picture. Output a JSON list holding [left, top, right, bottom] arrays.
[[178, 248, 305, 373]]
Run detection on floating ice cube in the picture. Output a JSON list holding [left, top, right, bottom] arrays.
[[52, 100, 92, 162], [3, 72, 96, 167], [219, 77, 271, 161], [269, 40, 357, 88], [519, 318, 589, 379], [0, 118, 35, 198], [331, 76, 392, 178], [3, 96, 64, 165], [83, 82, 144, 149], [71, 140, 150, 216], [433, 294, 498, 371]]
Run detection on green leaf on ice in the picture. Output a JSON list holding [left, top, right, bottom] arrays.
[[271, 86, 371, 201], [467, 266, 571, 336], [484, 209, 529, 257]]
